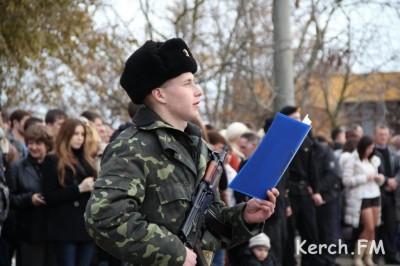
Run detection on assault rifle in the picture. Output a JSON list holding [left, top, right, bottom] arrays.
[[179, 146, 228, 266]]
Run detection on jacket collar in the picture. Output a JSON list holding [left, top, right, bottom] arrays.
[[132, 107, 162, 127], [132, 107, 202, 138], [132, 107, 208, 180]]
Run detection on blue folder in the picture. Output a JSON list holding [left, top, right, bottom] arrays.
[[228, 113, 312, 199]]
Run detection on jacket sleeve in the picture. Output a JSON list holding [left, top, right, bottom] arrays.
[[6, 161, 34, 209], [396, 154, 400, 183], [84, 140, 187, 266], [213, 202, 263, 248], [341, 154, 368, 187], [371, 156, 385, 186], [395, 153, 400, 179], [308, 140, 320, 194], [318, 147, 342, 193]]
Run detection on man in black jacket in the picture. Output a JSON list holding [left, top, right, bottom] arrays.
[[281, 106, 325, 266], [374, 125, 400, 264], [314, 136, 343, 266]]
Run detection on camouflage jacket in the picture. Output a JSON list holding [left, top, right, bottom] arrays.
[[85, 107, 261, 266]]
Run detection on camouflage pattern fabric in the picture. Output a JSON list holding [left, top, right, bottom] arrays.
[[85, 107, 261, 266]]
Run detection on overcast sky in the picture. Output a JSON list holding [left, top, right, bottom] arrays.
[[106, 0, 400, 73]]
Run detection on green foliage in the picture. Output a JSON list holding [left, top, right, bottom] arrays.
[[0, 0, 133, 124], [1, 0, 91, 68]]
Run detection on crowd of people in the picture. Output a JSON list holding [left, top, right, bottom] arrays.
[[0, 107, 129, 266], [207, 108, 400, 266], [0, 37, 399, 266], [1, 104, 399, 266]]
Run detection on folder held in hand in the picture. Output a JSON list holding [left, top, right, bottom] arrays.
[[228, 113, 312, 199]]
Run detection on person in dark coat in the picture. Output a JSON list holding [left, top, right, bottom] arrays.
[[280, 106, 325, 266], [6, 124, 56, 266], [373, 125, 400, 264], [314, 136, 343, 266], [42, 118, 97, 266]]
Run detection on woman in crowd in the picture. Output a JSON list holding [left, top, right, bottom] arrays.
[[79, 118, 102, 173], [341, 135, 384, 266], [6, 124, 55, 266], [339, 137, 360, 246], [42, 118, 96, 266]]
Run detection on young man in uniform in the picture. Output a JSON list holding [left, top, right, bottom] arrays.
[[84, 38, 279, 266]]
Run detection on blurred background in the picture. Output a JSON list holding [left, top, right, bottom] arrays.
[[1, 0, 399, 136]]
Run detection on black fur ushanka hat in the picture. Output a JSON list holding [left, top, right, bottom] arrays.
[[279, 105, 300, 116], [120, 38, 198, 104]]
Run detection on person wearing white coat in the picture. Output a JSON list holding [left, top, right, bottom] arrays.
[[340, 135, 385, 266]]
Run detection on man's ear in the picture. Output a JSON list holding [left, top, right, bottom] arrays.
[[151, 88, 167, 104]]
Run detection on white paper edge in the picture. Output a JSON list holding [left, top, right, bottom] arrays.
[[302, 114, 312, 125]]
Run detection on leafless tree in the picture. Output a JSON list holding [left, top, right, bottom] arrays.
[[139, 0, 276, 129], [292, 0, 400, 134]]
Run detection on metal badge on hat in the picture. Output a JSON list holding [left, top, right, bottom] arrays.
[[183, 49, 190, 57]]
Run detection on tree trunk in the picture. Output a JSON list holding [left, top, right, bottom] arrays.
[[273, 0, 295, 112]]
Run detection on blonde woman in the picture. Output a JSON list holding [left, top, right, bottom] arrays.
[[79, 119, 102, 173]]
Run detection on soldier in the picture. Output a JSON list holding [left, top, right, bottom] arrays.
[[84, 38, 279, 266]]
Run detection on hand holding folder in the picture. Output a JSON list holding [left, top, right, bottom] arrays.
[[228, 113, 312, 199]]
